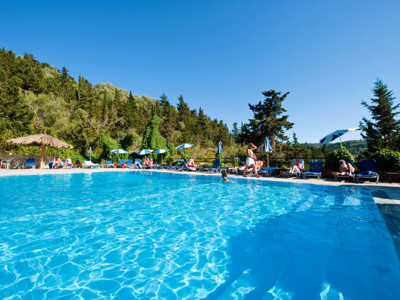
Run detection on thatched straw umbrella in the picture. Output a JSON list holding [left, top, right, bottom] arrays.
[[7, 134, 73, 169]]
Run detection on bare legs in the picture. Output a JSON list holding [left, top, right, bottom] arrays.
[[243, 164, 260, 178]]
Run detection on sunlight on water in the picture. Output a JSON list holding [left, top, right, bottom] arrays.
[[0, 171, 399, 299]]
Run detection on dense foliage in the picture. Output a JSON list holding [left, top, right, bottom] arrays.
[[325, 146, 355, 170], [370, 149, 400, 172], [0, 48, 233, 158]]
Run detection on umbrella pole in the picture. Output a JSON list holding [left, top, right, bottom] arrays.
[[40, 143, 46, 169]]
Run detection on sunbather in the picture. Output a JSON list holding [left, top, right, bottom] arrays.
[[289, 158, 303, 173], [243, 143, 260, 178], [337, 159, 355, 175], [188, 158, 196, 168], [65, 157, 73, 168], [52, 156, 63, 169]]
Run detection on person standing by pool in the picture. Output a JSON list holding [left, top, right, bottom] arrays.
[[243, 143, 260, 178]]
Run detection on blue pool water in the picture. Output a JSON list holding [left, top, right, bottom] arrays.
[[0, 171, 399, 299]]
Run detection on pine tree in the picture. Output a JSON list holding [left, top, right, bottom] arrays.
[[232, 122, 239, 142], [239, 89, 293, 149], [360, 79, 400, 152]]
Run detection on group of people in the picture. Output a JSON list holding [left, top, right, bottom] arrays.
[[143, 158, 154, 167], [52, 156, 72, 169], [235, 143, 356, 180]]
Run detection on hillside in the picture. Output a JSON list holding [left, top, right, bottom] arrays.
[[305, 140, 367, 156], [0, 48, 233, 160]]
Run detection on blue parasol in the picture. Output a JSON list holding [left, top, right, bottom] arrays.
[[111, 149, 128, 154], [137, 149, 153, 155], [216, 141, 223, 154], [154, 149, 169, 154], [320, 128, 360, 145], [263, 137, 273, 167]]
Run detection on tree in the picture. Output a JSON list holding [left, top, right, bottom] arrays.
[[0, 76, 33, 135], [239, 89, 293, 149], [232, 122, 239, 142], [142, 115, 167, 151], [360, 79, 400, 152], [159, 93, 177, 143], [292, 132, 299, 147]]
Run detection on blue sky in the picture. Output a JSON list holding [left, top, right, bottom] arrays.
[[1, 0, 399, 143]]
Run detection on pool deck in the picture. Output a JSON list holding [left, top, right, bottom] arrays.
[[2, 167, 400, 259]]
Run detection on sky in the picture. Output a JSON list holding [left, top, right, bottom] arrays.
[[1, 0, 400, 143]]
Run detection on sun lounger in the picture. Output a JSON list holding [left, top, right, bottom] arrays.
[[356, 159, 379, 183], [25, 158, 36, 169], [119, 159, 126, 167], [179, 159, 197, 171], [102, 160, 114, 168], [126, 159, 133, 168], [334, 160, 355, 182], [199, 159, 222, 172], [134, 159, 153, 169], [257, 166, 277, 177], [283, 159, 304, 178], [83, 160, 100, 168], [74, 160, 82, 168], [302, 160, 323, 179]]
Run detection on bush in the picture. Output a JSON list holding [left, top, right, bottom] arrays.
[[121, 132, 141, 153], [165, 143, 177, 165], [325, 146, 354, 170], [371, 149, 400, 172]]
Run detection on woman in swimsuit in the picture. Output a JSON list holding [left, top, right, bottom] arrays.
[[289, 158, 302, 173], [338, 159, 355, 175], [243, 143, 260, 178]]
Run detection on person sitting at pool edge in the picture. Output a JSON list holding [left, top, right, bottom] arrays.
[[338, 159, 355, 175], [289, 158, 302, 173], [243, 143, 260, 178]]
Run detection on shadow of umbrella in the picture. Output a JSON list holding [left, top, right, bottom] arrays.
[[7, 134, 73, 169]]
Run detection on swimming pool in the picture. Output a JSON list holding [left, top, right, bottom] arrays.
[[0, 171, 399, 299]]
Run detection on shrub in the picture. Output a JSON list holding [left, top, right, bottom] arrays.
[[371, 149, 400, 172], [325, 146, 354, 170]]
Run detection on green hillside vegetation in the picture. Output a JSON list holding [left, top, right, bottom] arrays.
[[306, 140, 367, 157], [1, 48, 400, 172], [0, 48, 233, 162]]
